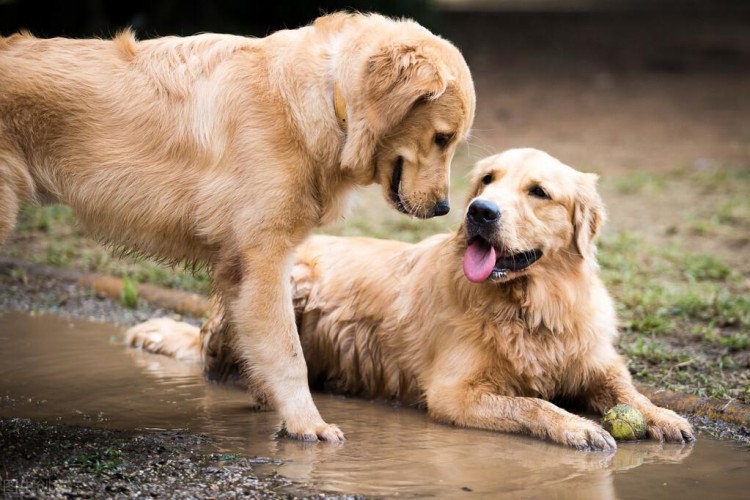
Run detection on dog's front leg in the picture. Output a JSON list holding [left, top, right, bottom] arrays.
[[585, 363, 695, 443], [228, 247, 344, 442], [426, 385, 616, 451]]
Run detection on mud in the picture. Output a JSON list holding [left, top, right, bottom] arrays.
[[0, 418, 307, 499]]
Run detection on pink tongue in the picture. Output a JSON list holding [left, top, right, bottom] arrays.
[[463, 241, 497, 283]]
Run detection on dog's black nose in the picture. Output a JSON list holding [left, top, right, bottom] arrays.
[[468, 199, 500, 225], [433, 199, 450, 217]]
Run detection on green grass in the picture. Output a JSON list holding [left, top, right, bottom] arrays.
[[684, 169, 750, 235], [694, 168, 750, 193], [5, 204, 212, 295], [612, 171, 667, 194], [71, 447, 122, 474], [598, 232, 749, 402], [121, 276, 139, 309]]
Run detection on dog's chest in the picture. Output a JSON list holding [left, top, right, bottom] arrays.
[[492, 324, 577, 399]]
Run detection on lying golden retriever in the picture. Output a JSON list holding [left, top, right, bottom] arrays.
[[0, 13, 475, 441], [128, 148, 695, 450]]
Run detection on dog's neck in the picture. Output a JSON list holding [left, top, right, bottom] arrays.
[[449, 243, 595, 336], [520, 268, 590, 335]]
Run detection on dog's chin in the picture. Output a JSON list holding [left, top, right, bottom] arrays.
[[387, 196, 435, 219], [463, 233, 543, 284], [386, 157, 433, 219]]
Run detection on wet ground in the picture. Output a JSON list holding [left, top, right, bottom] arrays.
[[2, 311, 749, 499]]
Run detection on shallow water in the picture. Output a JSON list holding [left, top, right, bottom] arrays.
[[1, 311, 748, 499]]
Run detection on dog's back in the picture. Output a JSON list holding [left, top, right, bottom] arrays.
[[0, 31, 264, 261]]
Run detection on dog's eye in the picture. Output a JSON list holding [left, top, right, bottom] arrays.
[[481, 173, 493, 185], [434, 133, 452, 148], [529, 185, 551, 199]]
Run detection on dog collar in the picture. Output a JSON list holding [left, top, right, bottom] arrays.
[[333, 82, 347, 132]]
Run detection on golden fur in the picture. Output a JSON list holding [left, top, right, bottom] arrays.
[[128, 149, 694, 449], [0, 13, 476, 441]]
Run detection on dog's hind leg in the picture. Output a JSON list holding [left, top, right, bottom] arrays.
[[126, 317, 202, 362], [198, 298, 246, 385], [0, 151, 33, 244], [0, 181, 18, 243]]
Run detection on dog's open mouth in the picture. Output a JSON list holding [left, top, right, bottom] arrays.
[[389, 157, 410, 215], [463, 236, 542, 283]]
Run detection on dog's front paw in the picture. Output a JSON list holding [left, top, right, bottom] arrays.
[[556, 418, 617, 451], [281, 422, 345, 443], [126, 318, 201, 361], [646, 408, 695, 443]]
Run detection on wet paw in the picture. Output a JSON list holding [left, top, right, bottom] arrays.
[[647, 409, 695, 444], [281, 422, 345, 443], [317, 423, 345, 442], [559, 419, 617, 451], [125, 318, 200, 361]]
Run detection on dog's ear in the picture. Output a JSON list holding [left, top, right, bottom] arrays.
[[366, 43, 450, 111], [573, 173, 606, 262], [341, 43, 451, 176]]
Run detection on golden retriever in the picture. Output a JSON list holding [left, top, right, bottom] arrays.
[[128, 148, 695, 450], [0, 13, 476, 442]]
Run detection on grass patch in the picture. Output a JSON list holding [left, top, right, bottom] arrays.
[[693, 168, 750, 193], [4, 204, 211, 294], [71, 447, 122, 474], [612, 172, 667, 194], [681, 254, 732, 281], [121, 276, 139, 309], [682, 167, 750, 235], [598, 232, 749, 403]]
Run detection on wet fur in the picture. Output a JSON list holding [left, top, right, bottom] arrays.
[[0, 13, 475, 441], [130, 149, 694, 449]]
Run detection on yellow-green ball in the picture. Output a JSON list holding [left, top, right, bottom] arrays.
[[602, 404, 648, 441]]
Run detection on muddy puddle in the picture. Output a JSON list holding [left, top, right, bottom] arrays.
[[1, 311, 748, 499]]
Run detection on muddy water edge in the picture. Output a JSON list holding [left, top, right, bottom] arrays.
[[1, 296, 750, 498]]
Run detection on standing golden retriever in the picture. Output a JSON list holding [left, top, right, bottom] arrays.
[[128, 149, 695, 449], [0, 13, 476, 441]]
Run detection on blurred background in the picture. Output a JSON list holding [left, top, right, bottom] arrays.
[[1, 0, 747, 247], [1, 1, 749, 400]]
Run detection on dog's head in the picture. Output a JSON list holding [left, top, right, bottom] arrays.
[[460, 149, 606, 284], [330, 14, 475, 219]]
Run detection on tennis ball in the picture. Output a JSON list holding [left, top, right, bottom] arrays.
[[601, 404, 648, 441]]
